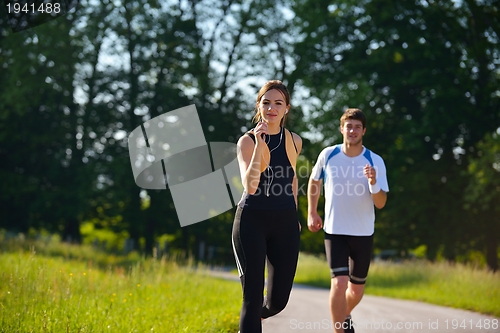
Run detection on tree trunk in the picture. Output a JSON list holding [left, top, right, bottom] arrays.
[[485, 234, 499, 272], [62, 216, 81, 243]]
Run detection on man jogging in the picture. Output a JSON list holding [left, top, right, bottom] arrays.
[[307, 108, 389, 333]]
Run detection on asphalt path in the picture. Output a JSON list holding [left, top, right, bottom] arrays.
[[209, 271, 500, 333]]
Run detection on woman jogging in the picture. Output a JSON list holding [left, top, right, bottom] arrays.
[[232, 80, 302, 333]]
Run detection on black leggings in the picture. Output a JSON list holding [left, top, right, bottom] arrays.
[[232, 206, 300, 333]]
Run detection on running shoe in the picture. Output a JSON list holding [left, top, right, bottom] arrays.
[[344, 316, 355, 333]]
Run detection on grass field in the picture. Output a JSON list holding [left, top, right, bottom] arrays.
[[0, 240, 241, 333], [2, 239, 499, 333], [294, 253, 500, 317]]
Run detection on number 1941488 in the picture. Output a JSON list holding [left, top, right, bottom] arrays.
[[444, 319, 498, 330], [6, 2, 61, 14]]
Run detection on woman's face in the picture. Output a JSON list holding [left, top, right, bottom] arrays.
[[258, 89, 289, 125]]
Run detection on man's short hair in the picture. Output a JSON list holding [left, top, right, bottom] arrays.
[[340, 108, 366, 128]]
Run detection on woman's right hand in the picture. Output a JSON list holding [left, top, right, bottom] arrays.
[[254, 121, 268, 147]]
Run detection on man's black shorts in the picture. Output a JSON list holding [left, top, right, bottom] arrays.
[[324, 233, 374, 284]]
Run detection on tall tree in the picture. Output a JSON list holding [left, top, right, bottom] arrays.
[[0, 8, 97, 242], [465, 131, 500, 271], [290, 0, 500, 265]]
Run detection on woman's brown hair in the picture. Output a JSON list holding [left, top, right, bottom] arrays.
[[252, 80, 291, 127]]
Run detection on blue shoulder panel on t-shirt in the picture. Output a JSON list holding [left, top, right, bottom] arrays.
[[320, 145, 341, 181], [320, 146, 374, 181], [363, 148, 374, 166]]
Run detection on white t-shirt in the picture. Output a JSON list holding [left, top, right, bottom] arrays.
[[310, 144, 389, 236]]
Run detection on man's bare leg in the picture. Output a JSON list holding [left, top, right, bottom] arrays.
[[329, 276, 349, 333], [346, 282, 365, 316]]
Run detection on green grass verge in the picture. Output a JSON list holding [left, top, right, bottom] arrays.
[[3, 238, 498, 333], [0, 241, 241, 333], [294, 253, 500, 317]]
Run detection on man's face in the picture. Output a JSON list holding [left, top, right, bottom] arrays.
[[340, 119, 366, 145]]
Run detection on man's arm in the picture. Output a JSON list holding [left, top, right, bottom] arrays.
[[307, 177, 323, 232], [371, 189, 387, 209], [363, 164, 387, 209]]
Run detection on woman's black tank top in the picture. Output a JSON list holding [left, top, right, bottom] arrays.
[[238, 128, 296, 210]]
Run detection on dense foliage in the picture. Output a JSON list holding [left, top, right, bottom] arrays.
[[1, 0, 498, 270]]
